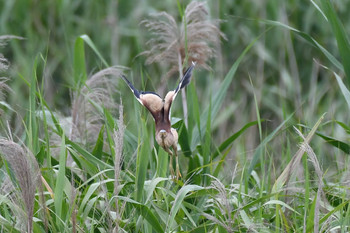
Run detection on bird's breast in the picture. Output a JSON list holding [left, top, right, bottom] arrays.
[[155, 128, 175, 149]]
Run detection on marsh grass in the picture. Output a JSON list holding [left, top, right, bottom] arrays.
[[0, 0, 350, 232]]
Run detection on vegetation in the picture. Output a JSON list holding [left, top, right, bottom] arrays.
[[0, 0, 350, 232]]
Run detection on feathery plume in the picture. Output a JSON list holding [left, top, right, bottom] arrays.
[[113, 101, 125, 232], [0, 139, 41, 233], [295, 127, 326, 232], [0, 35, 23, 71], [0, 36, 20, 115], [142, 1, 226, 77], [71, 67, 123, 149]]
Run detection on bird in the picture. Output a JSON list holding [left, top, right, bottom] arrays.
[[121, 62, 196, 180]]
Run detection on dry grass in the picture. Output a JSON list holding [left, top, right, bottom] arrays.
[[70, 67, 123, 148], [209, 175, 235, 232], [0, 139, 41, 233], [113, 101, 126, 232], [141, 1, 226, 78], [0, 36, 14, 111], [272, 114, 325, 193], [0, 35, 23, 71], [295, 127, 327, 233]]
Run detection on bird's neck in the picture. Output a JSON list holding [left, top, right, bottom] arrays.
[[156, 109, 171, 133], [156, 123, 171, 134]]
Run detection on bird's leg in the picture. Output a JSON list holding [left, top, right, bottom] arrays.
[[174, 146, 181, 180], [165, 148, 175, 179], [169, 153, 175, 179]]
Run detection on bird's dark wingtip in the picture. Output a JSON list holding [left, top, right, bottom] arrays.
[[175, 62, 196, 92], [121, 75, 140, 98]]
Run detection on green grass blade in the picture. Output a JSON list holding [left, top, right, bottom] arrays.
[[0, 215, 21, 233], [91, 125, 105, 160], [117, 196, 165, 233], [306, 192, 317, 232], [213, 120, 260, 160], [300, 121, 350, 154], [73, 36, 87, 88], [144, 177, 169, 203], [261, 19, 343, 71], [54, 135, 67, 226], [319, 0, 350, 85], [135, 119, 150, 202], [166, 185, 204, 232], [307, 200, 350, 233], [303, 153, 310, 231], [213, 149, 231, 178], [264, 200, 300, 215], [79, 34, 109, 67], [315, 131, 350, 154], [336, 121, 350, 134], [78, 179, 113, 217], [202, 97, 211, 183], [156, 148, 168, 178], [174, 120, 192, 157], [272, 113, 326, 193], [66, 139, 113, 170], [103, 108, 117, 158], [191, 34, 261, 149], [334, 72, 350, 111], [37, 71, 52, 167], [250, 75, 262, 141], [27, 56, 39, 154], [188, 81, 201, 142], [248, 114, 293, 176], [189, 225, 214, 233]]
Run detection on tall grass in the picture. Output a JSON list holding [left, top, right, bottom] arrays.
[[0, 0, 350, 232]]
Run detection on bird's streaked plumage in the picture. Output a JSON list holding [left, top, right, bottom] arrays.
[[122, 62, 196, 179]]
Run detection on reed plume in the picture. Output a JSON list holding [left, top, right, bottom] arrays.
[[113, 101, 126, 232], [142, 1, 226, 77], [0, 36, 20, 114], [71, 67, 123, 149], [0, 139, 41, 233]]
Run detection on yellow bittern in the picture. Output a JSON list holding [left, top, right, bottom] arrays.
[[122, 62, 196, 179]]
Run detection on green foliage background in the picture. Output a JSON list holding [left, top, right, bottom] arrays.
[[0, 0, 350, 232]]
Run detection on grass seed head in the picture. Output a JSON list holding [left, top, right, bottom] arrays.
[[71, 67, 123, 148], [0, 139, 40, 233], [141, 1, 226, 78]]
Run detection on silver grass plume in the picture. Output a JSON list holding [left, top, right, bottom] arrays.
[[295, 127, 327, 232], [142, 1, 226, 77], [0, 36, 41, 232], [71, 67, 123, 149], [206, 170, 237, 232], [0, 35, 23, 72], [0, 139, 41, 233], [113, 101, 125, 232], [0, 173, 26, 228], [0, 36, 21, 114]]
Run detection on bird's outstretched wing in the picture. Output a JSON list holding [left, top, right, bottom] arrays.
[[175, 61, 197, 95], [164, 62, 196, 113], [121, 75, 163, 120]]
